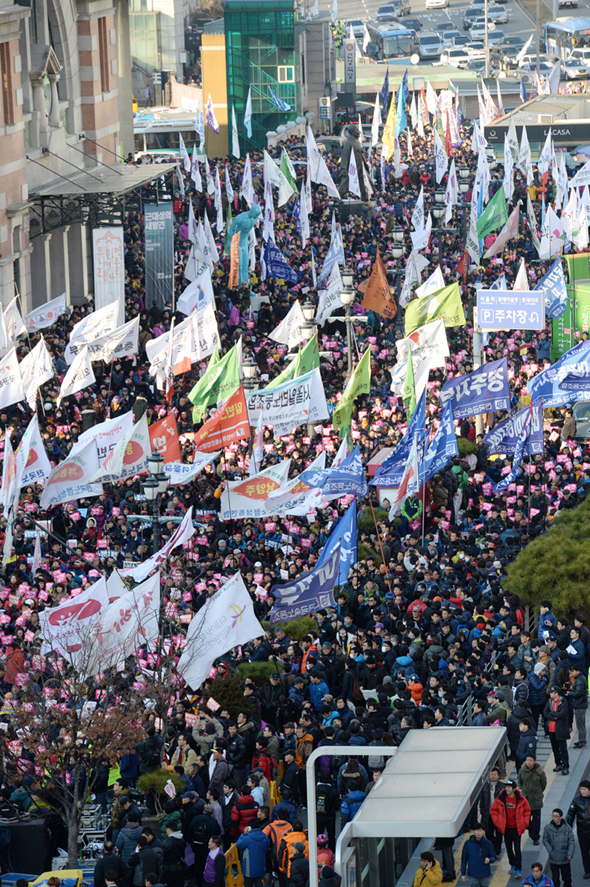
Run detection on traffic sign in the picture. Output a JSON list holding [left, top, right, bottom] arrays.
[[319, 96, 331, 119]]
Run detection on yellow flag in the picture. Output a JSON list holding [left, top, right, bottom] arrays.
[[382, 98, 397, 161]]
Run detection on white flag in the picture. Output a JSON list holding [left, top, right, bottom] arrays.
[[389, 435, 420, 520], [513, 258, 529, 291], [299, 180, 310, 248], [177, 267, 215, 316], [434, 129, 447, 184], [0, 436, 17, 518], [163, 452, 220, 487], [415, 267, 445, 299], [518, 125, 533, 184], [503, 134, 514, 202], [242, 153, 254, 207], [203, 211, 219, 263], [70, 410, 134, 464], [231, 104, 240, 159], [244, 88, 253, 138], [39, 576, 110, 658], [95, 413, 151, 483], [316, 264, 344, 326], [65, 300, 123, 363], [214, 167, 224, 234], [3, 298, 26, 350], [57, 346, 95, 406], [371, 94, 381, 148], [445, 158, 457, 224], [0, 348, 25, 409], [466, 192, 481, 265], [39, 440, 103, 509], [121, 507, 195, 583], [225, 166, 235, 204], [317, 155, 340, 199], [306, 127, 322, 182], [84, 316, 140, 364], [569, 159, 590, 190], [19, 337, 54, 409], [331, 0, 338, 21], [515, 34, 533, 63], [191, 146, 202, 191], [24, 293, 67, 332], [179, 133, 191, 173], [249, 413, 264, 477], [483, 202, 520, 259], [177, 572, 265, 691], [348, 148, 361, 198], [17, 413, 52, 488], [540, 205, 564, 259], [270, 300, 307, 350], [537, 129, 553, 178], [412, 186, 425, 231], [410, 212, 432, 252]]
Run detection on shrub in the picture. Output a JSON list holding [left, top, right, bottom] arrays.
[[202, 673, 245, 717], [236, 661, 279, 687], [358, 507, 388, 531], [137, 771, 185, 814], [457, 437, 478, 455], [270, 615, 318, 640], [357, 542, 381, 566]]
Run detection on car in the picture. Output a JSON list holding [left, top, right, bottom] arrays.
[[440, 47, 470, 67], [442, 28, 462, 46], [453, 35, 471, 47], [415, 31, 443, 57], [487, 4, 509, 22], [559, 0, 578, 7], [376, 12, 399, 21], [434, 22, 450, 33], [561, 57, 589, 78], [463, 8, 482, 28], [501, 35, 524, 48], [524, 61, 553, 76], [377, 2, 396, 12], [518, 52, 550, 68], [466, 40, 486, 58], [425, 0, 449, 9], [573, 402, 590, 440], [468, 58, 486, 72], [471, 21, 496, 40], [403, 16, 422, 30], [346, 18, 365, 37], [570, 48, 590, 63], [488, 29, 506, 44]]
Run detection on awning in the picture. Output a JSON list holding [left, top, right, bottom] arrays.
[[29, 162, 177, 198], [349, 726, 506, 838]]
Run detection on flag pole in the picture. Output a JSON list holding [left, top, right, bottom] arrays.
[[421, 431, 427, 550], [473, 306, 484, 437], [368, 495, 392, 594]]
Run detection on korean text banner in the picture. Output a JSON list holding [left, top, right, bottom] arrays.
[[270, 544, 341, 625], [477, 289, 545, 331], [145, 203, 174, 309], [440, 357, 510, 419], [245, 371, 313, 431], [220, 461, 291, 521], [92, 228, 125, 312], [484, 402, 544, 456]]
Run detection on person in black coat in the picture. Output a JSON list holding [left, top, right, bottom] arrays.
[[161, 823, 186, 887], [94, 843, 126, 887], [279, 751, 300, 802], [543, 689, 571, 774], [289, 844, 310, 887], [128, 835, 163, 887]]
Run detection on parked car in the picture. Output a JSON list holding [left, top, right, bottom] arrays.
[[570, 48, 590, 63], [468, 58, 486, 73], [377, 2, 397, 13], [440, 47, 470, 67], [559, 0, 578, 8], [442, 28, 462, 47], [453, 35, 471, 47]]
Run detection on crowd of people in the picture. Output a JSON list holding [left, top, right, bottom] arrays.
[[0, 90, 589, 887]]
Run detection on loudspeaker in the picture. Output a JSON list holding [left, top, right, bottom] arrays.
[[4, 817, 52, 874]]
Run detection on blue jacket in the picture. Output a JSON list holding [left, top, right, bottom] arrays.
[[236, 829, 270, 878], [460, 834, 496, 878], [340, 790, 366, 824], [516, 728, 537, 765], [568, 638, 585, 668], [528, 673, 547, 706], [309, 679, 330, 711]]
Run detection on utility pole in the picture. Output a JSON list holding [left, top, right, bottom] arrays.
[[473, 306, 484, 436], [484, 0, 489, 79]]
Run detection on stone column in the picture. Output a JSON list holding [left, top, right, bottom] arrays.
[[30, 233, 52, 308], [50, 225, 70, 300], [68, 223, 89, 305], [48, 73, 61, 128]]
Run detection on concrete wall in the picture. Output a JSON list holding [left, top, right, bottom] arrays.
[[169, 74, 203, 115]]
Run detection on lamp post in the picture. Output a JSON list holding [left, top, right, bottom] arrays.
[[143, 451, 169, 555], [340, 265, 355, 382], [392, 225, 405, 246], [301, 298, 317, 344], [242, 354, 258, 392]]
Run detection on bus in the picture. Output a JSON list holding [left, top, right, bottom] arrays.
[[382, 26, 415, 58], [133, 108, 206, 159], [544, 18, 590, 58]]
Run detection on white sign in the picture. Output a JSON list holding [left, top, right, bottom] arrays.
[[344, 40, 356, 84], [92, 228, 125, 312]]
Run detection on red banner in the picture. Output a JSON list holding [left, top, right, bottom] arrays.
[[193, 386, 250, 453], [149, 413, 181, 463]]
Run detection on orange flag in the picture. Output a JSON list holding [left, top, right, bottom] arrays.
[[362, 250, 397, 320], [149, 413, 181, 463], [228, 233, 240, 290], [193, 386, 250, 453]]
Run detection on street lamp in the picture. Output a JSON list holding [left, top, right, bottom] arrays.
[[458, 165, 470, 194], [432, 200, 448, 262], [143, 452, 169, 554], [301, 298, 317, 343], [340, 265, 355, 381], [392, 226, 405, 243], [391, 241, 404, 259], [242, 354, 258, 391]]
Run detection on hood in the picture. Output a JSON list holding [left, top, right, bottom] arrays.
[[122, 823, 143, 835], [168, 830, 184, 839]]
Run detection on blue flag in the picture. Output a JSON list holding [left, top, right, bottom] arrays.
[[535, 258, 568, 319], [493, 405, 532, 494], [440, 358, 510, 420], [380, 69, 390, 111], [401, 69, 409, 104], [375, 388, 426, 477], [485, 403, 544, 456], [318, 215, 345, 285], [263, 239, 299, 284], [396, 81, 407, 136], [424, 400, 458, 483], [270, 544, 341, 625], [300, 445, 368, 499], [269, 86, 291, 112], [520, 79, 527, 103], [317, 502, 357, 587], [206, 94, 220, 134], [292, 196, 301, 233], [528, 340, 590, 407]]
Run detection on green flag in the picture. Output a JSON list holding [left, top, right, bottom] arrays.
[[404, 282, 466, 336], [476, 187, 508, 241], [332, 348, 372, 431], [188, 343, 240, 421], [266, 333, 320, 389], [224, 202, 233, 255], [280, 149, 298, 192], [402, 343, 416, 421]]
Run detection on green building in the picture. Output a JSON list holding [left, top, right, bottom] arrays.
[[225, 0, 300, 150]]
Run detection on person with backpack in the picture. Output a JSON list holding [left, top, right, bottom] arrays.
[[314, 773, 339, 849], [460, 822, 495, 885], [289, 842, 310, 887], [236, 825, 270, 887], [271, 787, 297, 825], [230, 784, 259, 836], [278, 820, 308, 887], [251, 738, 277, 784], [263, 817, 292, 875], [317, 833, 335, 869], [340, 779, 366, 825], [190, 806, 221, 887]]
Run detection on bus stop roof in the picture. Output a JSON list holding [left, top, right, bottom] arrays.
[[29, 162, 176, 198], [349, 726, 506, 838]]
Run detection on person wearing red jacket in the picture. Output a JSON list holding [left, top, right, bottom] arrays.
[[229, 785, 259, 836], [491, 780, 532, 879]]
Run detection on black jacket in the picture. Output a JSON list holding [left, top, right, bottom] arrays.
[[567, 793, 590, 834], [543, 697, 570, 741], [162, 832, 186, 872], [290, 853, 310, 887], [128, 845, 163, 887], [94, 853, 126, 887], [226, 733, 246, 771], [567, 674, 588, 710]]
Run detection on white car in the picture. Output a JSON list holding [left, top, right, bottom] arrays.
[[425, 0, 449, 9], [466, 40, 486, 59], [440, 47, 470, 67], [518, 52, 550, 69], [442, 28, 462, 47], [471, 21, 496, 40]]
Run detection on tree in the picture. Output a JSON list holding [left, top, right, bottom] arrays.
[[504, 500, 590, 617], [2, 662, 145, 868]]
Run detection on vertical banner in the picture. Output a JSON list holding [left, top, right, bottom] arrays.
[[92, 228, 124, 312], [144, 203, 174, 309], [552, 284, 590, 362], [343, 40, 356, 90], [149, 413, 181, 463], [228, 233, 240, 290]]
